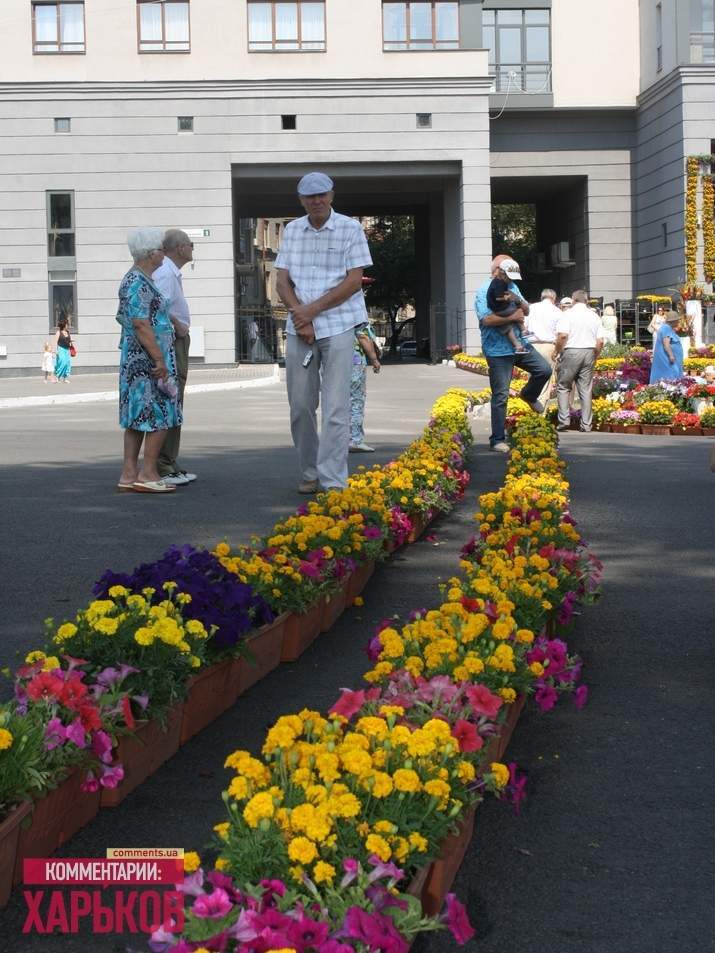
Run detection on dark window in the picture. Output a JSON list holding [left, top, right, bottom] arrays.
[[248, 2, 326, 51], [32, 2, 85, 54], [482, 8, 551, 92], [416, 112, 432, 127], [47, 191, 75, 258], [177, 115, 194, 131], [281, 114, 297, 129], [54, 117, 71, 133], [656, 3, 663, 71], [137, 1, 190, 52], [383, 2, 459, 50], [49, 280, 77, 332], [662, 222, 668, 248]]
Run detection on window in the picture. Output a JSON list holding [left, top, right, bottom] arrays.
[[416, 112, 432, 127], [281, 114, 297, 129], [482, 8, 551, 92], [47, 191, 75, 258], [382, 2, 459, 50], [32, 2, 85, 54], [248, 2, 326, 51], [690, 0, 715, 62], [656, 3, 663, 71], [177, 115, 194, 131], [137, 1, 190, 52], [54, 117, 71, 133], [49, 278, 77, 331]]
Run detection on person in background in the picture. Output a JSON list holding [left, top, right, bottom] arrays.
[[474, 254, 551, 452], [524, 288, 561, 407], [601, 304, 618, 345], [116, 227, 181, 494], [647, 306, 666, 351], [276, 171, 373, 492], [41, 341, 55, 383], [553, 290, 604, 433], [53, 317, 73, 382], [559, 296, 573, 311], [349, 323, 381, 453], [649, 310, 684, 383], [153, 228, 197, 487]]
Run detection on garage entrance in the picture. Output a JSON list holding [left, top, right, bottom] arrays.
[[231, 162, 464, 362]]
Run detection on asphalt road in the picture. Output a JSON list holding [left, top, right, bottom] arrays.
[[1, 368, 714, 952]]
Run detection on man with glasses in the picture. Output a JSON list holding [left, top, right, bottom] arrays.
[[153, 228, 197, 486]]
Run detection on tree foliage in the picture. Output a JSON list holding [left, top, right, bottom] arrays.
[[365, 216, 416, 351], [491, 204, 537, 261]]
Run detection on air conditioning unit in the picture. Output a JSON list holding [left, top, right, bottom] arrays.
[[551, 241, 575, 268]]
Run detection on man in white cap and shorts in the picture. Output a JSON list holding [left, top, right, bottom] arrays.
[[276, 172, 373, 492]]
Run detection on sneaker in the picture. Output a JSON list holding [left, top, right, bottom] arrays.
[[349, 442, 375, 453], [525, 399, 544, 413], [298, 480, 319, 494], [179, 470, 197, 483], [556, 424, 570, 432], [160, 472, 191, 486], [490, 441, 510, 453]]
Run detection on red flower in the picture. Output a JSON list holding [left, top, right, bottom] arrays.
[[25, 672, 64, 701], [78, 703, 102, 733], [121, 695, 136, 730], [451, 719, 483, 753], [59, 676, 88, 710], [329, 689, 366, 720], [463, 683, 503, 719]]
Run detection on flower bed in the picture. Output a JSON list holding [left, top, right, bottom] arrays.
[[154, 413, 601, 952], [0, 388, 479, 902]]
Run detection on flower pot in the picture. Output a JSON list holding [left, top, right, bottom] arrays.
[[594, 423, 611, 432], [640, 423, 671, 435], [320, 579, 350, 633], [493, 693, 526, 760], [421, 807, 477, 916], [180, 659, 236, 746], [609, 423, 625, 433], [15, 771, 101, 882], [0, 801, 31, 907], [233, 613, 289, 688], [345, 559, 376, 604], [702, 427, 715, 436], [280, 604, 322, 662], [672, 426, 703, 436], [404, 864, 430, 902], [407, 513, 426, 544], [100, 704, 183, 808], [622, 424, 642, 434]]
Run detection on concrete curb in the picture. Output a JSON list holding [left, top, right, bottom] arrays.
[[0, 365, 281, 410]]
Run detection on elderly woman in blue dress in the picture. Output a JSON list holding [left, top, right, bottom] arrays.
[[116, 227, 182, 494], [649, 310, 684, 384]]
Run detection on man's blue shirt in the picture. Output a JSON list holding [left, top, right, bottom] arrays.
[[474, 278, 523, 358]]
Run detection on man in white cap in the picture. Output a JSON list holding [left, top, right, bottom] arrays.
[[276, 172, 373, 492], [474, 255, 552, 452]]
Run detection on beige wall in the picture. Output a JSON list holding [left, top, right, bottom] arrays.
[[0, 0, 487, 83], [551, 0, 640, 107]]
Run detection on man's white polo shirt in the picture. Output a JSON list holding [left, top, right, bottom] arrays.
[[153, 256, 190, 329], [275, 209, 372, 339], [556, 303, 604, 348]]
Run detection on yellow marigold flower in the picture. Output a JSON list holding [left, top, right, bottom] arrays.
[[183, 851, 201, 873], [25, 651, 46, 664], [287, 836, 318, 865], [289, 866, 304, 883], [529, 661, 545, 677], [378, 705, 405, 718], [189, 656, 201, 668], [108, 585, 129, 598], [516, 628, 535, 644], [424, 779, 451, 803], [457, 761, 476, 782], [126, 595, 147, 610], [408, 831, 428, 853], [54, 622, 78, 642], [134, 627, 155, 647], [353, 596, 364, 607], [162, 581, 178, 592], [368, 771, 394, 798], [176, 593, 192, 605], [356, 716, 388, 739], [341, 748, 373, 776], [42, 656, 60, 671], [243, 791, 276, 828], [0, 728, 13, 750], [213, 822, 230, 840], [185, 619, 207, 638], [214, 857, 229, 871], [365, 834, 391, 861], [313, 861, 336, 885], [215, 542, 230, 557], [490, 762, 510, 788], [499, 688, 517, 703], [94, 617, 119, 636], [393, 768, 421, 793]]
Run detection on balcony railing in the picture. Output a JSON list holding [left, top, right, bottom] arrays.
[[690, 32, 715, 63], [490, 64, 551, 94]]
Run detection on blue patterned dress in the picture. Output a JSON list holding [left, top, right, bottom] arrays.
[[116, 268, 182, 432]]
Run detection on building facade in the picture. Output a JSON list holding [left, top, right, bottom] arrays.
[[0, 0, 713, 373]]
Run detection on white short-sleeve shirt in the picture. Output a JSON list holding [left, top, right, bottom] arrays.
[[153, 257, 190, 328], [275, 209, 373, 339], [556, 303, 604, 348], [525, 299, 561, 343]]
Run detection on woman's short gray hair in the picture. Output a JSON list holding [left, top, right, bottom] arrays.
[[127, 227, 165, 262]]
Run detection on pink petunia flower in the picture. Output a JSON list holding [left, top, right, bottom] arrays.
[[443, 893, 475, 944], [192, 887, 233, 919], [463, 683, 503, 719]]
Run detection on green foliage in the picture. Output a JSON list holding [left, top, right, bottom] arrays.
[[0, 704, 67, 818], [365, 217, 416, 350], [492, 204, 537, 261]]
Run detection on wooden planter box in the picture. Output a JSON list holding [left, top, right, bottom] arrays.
[[640, 423, 671, 434], [421, 807, 477, 916], [320, 579, 349, 633], [703, 426, 715, 436], [14, 771, 101, 883], [0, 801, 31, 907], [280, 604, 322, 662], [672, 427, 703, 436], [233, 613, 288, 690], [407, 513, 427, 544], [180, 659, 236, 746], [345, 559, 376, 604], [493, 693, 526, 761], [594, 423, 611, 432], [100, 704, 183, 808]]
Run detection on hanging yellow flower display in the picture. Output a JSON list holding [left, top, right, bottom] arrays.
[[703, 173, 715, 283], [685, 156, 699, 285]]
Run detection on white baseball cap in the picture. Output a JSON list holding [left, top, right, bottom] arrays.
[[499, 258, 522, 281]]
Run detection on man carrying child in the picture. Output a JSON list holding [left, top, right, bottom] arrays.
[[474, 255, 552, 452]]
